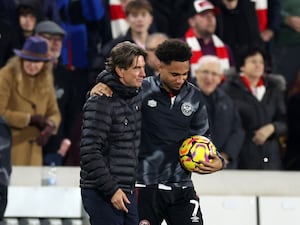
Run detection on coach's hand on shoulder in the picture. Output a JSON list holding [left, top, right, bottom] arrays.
[[90, 82, 113, 97], [194, 154, 223, 174], [111, 188, 130, 213]]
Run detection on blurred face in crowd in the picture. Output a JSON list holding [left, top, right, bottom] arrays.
[[127, 9, 153, 34], [146, 35, 168, 73], [22, 60, 45, 76], [19, 13, 37, 33], [189, 10, 216, 39], [158, 61, 189, 92], [240, 52, 265, 80], [39, 33, 63, 59], [195, 58, 223, 96], [117, 55, 146, 87]]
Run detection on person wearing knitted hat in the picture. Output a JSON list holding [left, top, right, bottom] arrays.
[[0, 36, 61, 165]]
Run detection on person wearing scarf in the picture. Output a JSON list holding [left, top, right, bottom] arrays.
[[221, 46, 287, 169]]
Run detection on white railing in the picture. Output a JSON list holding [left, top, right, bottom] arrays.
[[5, 167, 300, 225]]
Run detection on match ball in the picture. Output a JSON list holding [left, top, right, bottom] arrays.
[[179, 135, 216, 172]]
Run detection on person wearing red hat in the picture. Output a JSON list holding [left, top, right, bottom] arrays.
[[184, 0, 235, 78], [0, 36, 61, 165]]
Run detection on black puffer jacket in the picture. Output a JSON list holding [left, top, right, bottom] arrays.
[[80, 70, 142, 198]]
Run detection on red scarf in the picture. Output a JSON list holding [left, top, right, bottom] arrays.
[[240, 74, 266, 101], [109, 0, 129, 38], [252, 0, 268, 32], [184, 28, 230, 77]]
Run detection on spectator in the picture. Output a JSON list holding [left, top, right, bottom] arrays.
[[99, 0, 153, 73], [185, 0, 235, 77], [145, 32, 168, 76], [35, 20, 74, 166], [0, 116, 11, 224], [222, 46, 287, 170], [80, 41, 147, 225], [272, 0, 300, 87], [193, 55, 244, 169], [212, 0, 264, 69], [0, 36, 61, 165]]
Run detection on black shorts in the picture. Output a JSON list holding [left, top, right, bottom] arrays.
[[137, 186, 203, 225]]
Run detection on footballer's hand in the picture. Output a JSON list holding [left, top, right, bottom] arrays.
[[90, 82, 113, 97], [111, 188, 130, 213], [194, 154, 223, 174]]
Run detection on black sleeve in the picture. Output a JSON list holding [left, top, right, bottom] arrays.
[[80, 95, 119, 198]]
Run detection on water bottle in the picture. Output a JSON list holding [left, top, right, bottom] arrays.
[[41, 162, 57, 186]]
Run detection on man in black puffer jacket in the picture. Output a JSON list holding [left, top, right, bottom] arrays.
[[80, 41, 147, 225]]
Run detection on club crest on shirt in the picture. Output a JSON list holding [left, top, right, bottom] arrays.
[[147, 99, 157, 107], [181, 102, 193, 116]]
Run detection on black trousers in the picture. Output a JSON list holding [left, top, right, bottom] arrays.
[[0, 185, 7, 221], [81, 188, 138, 225], [137, 186, 203, 225]]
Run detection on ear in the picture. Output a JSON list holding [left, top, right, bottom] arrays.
[[116, 66, 124, 78], [157, 62, 163, 73], [188, 17, 195, 27]]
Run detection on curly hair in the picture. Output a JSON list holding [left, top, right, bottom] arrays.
[[155, 39, 192, 65]]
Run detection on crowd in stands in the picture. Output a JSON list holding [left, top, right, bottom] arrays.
[[1, 0, 300, 171]]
